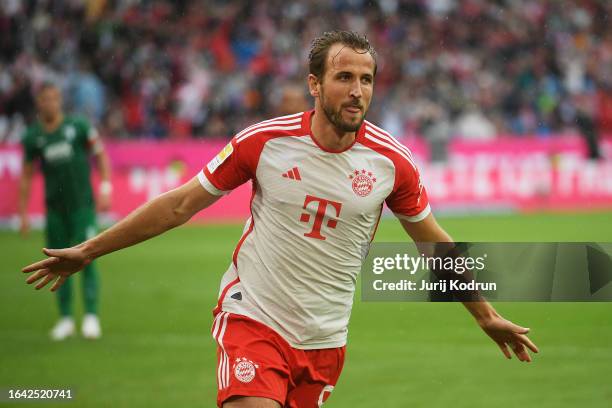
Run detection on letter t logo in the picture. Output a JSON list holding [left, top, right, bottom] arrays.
[[299, 195, 343, 240]]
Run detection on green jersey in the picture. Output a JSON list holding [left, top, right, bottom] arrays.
[[21, 116, 102, 212]]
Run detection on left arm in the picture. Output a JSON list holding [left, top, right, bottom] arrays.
[[399, 214, 539, 362], [86, 124, 112, 212], [94, 147, 112, 211]]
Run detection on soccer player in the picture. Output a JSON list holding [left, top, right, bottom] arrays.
[[19, 83, 112, 341], [275, 82, 309, 116], [22, 32, 538, 407]]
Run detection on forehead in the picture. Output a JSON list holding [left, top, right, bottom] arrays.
[[325, 43, 375, 76]]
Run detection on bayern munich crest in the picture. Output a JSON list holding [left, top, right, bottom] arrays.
[[233, 357, 259, 383], [349, 169, 377, 197]]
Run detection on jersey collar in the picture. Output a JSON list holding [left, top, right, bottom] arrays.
[[302, 109, 365, 154]]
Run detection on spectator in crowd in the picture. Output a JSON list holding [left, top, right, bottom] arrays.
[[1, 0, 611, 145]]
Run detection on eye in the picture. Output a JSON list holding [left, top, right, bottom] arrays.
[[361, 76, 373, 84], [338, 73, 351, 81]]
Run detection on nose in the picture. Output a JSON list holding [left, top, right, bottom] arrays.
[[349, 79, 362, 100]]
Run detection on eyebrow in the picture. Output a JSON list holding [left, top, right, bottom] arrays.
[[335, 71, 374, 78]]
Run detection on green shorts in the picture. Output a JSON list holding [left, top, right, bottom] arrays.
[[45, 206, 97, 248]]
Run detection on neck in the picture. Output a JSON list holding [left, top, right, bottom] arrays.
[[40, 113, 64, 133], [310, 107, 357, 152]]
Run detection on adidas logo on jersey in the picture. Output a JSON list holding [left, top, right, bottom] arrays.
[[282, 167, 301, 181]]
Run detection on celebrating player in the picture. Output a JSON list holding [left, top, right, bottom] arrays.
[[20, 83, 112, 340], [22, 32, 538, 407]]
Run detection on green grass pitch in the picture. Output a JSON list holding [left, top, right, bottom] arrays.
[[1, 211, 611, 407]]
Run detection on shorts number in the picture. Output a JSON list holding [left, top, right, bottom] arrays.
[[317, 385, 334, 407]]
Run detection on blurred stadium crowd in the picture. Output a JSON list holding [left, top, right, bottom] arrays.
[[1, 0, 612, 144]]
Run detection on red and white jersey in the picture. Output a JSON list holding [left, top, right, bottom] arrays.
[[198, 110, 430, 349]]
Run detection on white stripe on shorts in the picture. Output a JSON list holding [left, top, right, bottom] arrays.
[[215, 312, 230, 389]]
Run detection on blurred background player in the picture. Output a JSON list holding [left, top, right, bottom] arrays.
[[274, 82, 310, 116], [18, 83, 112, 340]]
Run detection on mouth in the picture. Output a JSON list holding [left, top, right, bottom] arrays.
[[343, 106, 362, 114]]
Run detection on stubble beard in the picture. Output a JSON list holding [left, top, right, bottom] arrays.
[[320, 89, 366, 133]]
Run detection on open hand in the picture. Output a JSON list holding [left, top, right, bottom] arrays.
[[479, 316, 539, 362], [22, 248, 91, 291]]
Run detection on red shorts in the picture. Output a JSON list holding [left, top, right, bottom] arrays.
[[211, 311, 345, 407]]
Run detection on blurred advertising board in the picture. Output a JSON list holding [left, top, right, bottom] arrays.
[[1, 136, 611, 225]]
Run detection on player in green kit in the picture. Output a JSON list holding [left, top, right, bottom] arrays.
[[19, 83, 112, 341]]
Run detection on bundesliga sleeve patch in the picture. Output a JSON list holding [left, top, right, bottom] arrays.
[[207, 142, 234, 173]]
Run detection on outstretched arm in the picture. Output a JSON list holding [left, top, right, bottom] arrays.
[[399, 214, 539, 362], [93, 145, 112, 212], [22, 177, 220, 291], [18, 161, 34, 237]]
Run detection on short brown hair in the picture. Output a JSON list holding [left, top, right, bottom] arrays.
[[37, 81, 60, 95], [308, 31, 377, 80]]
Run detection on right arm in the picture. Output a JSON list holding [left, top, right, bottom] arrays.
[[22, 177, 220, 291], [81, 176, 219, 259], [401, 215, 538, 362], [18, 162, 35, 236]]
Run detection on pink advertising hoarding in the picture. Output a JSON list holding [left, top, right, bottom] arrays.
[[1, 136, 611, 225], [0, 140, 252, 223], [423, 137, 612, 211]]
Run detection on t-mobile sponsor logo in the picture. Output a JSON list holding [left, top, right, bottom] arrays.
[[299, 195, 342, 240]]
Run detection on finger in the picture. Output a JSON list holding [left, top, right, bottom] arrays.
[[511, 342, 531, 362], [26, 269, 50, 284], [35, 274, 55, 290], [509, 322, 529, 334], [515, 333, 539, 354], [43, 248, 66, 257], [497, 342, 512, 359], [22, 257, 60, 273], [50, 275, 67, 292]]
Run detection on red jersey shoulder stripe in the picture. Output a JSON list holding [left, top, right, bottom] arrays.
[[365, 121, 416, 162], [235, 124, 303, 144], [239, 111, 303, 132], [234, 112, 303, 141], [363, 130, 417, 170], [235, 117, 302, 140]]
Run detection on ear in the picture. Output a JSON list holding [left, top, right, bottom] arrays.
[[307, 74, 320, 98]]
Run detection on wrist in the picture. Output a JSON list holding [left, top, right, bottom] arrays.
[[78, 240, 100, 262], [475, 312, 500, 327], [464, 302, 499, 325]]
